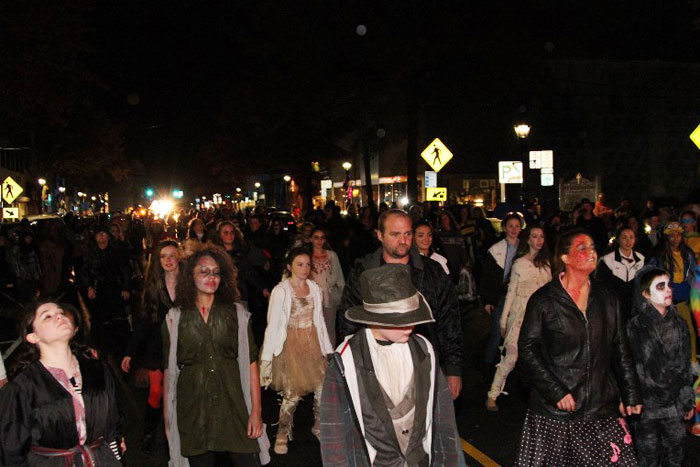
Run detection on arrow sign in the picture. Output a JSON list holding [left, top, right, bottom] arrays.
[[3, 207, 19, 219], [426, 187, 447, 202]]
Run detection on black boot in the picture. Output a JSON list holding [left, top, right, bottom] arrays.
[[141, 404, 161, 454]]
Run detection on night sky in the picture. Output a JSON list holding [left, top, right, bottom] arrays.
[[3, 0, 700, 198]]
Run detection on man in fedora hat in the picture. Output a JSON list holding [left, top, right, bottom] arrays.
[[321, 264, 464, 467], [338, 209, 463, 400]]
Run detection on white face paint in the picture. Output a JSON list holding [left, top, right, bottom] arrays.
[[647, 275, 672, 310]]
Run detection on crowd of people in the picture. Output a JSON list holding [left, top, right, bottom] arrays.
[[0, 194, 699, 466]]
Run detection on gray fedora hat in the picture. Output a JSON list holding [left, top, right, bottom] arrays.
[[345, 263, 435, 327]]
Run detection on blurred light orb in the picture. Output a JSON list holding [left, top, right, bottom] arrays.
[[356, 25, 367, 36], [376, 128, 386, 138]]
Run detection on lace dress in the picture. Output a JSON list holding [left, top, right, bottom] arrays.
[[270, 294, 327, 394]]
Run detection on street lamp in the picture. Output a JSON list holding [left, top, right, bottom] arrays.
[[513, 124, 531, 139], [38, 178, 46, 186], [342, 162, 352, 171], [58, 186, 66, 193], [283, 176, 291, 208], [283, 175, 291, 182], [513, 124, 531, 203], [254, 182, 261, 189]]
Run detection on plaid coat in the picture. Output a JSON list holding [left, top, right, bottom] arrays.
[[320, 332, 464, 467]]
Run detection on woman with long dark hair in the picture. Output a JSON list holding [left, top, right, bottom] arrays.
[[308, 226, 345, 346], [515, 229, 642, 465], [435, 210, 469, 283], [121, 239, 180, 453], [0, 301, 123, 465], [163, 245, 268, 466], [486, 226, 551, 411]]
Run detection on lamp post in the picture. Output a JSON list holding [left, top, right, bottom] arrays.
[[38, 178, 47, 212], [513, 124, 531, 203], [342, 162, 352, 208], [283, 175, 291, 208]]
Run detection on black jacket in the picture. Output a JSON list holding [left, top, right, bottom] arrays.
[[518, 277, 642, 420], [0, 357, 122, 466], [627, 302, 694, 419], [338, 247, 463, 377]]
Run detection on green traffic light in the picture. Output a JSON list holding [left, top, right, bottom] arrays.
[[145, 188, 154, 197]]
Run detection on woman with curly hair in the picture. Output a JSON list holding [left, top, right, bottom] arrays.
[[0, 301, 123, 465], [163, 245, 269, 466], [121, 239, 181, 453]]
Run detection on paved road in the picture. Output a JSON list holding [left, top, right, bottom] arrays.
[[100, 303, 700, 466]]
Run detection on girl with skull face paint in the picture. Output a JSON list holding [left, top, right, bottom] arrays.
[[627, 267, 695, 466]]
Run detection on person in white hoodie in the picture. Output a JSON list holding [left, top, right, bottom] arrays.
[[260, 247, 333, 455]]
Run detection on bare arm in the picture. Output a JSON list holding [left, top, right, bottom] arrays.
[[247, 361, 263, 439]]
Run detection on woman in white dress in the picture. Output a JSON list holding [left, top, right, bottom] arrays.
[[486, 226, 551, 411]]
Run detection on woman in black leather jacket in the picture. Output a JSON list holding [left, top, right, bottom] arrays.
[[515, 229, 643, 466]]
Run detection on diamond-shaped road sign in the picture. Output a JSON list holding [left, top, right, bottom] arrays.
[[421, 138, 453, 173], [691, 124, 700, 151], [2, 176, 23, 204]]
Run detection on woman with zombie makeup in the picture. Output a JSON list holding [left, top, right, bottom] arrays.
[[162, 245, 269, 467], [259, 247, 333, 455], [0, 301, 123, 466], [515, 229, 642, 466], [627, 267, 695, 466], [486, 226, 551, 412], [596, 226, 646, 323]]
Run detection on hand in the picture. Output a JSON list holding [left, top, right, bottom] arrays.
[[121, 356, 131, 373], [619, 402, 643, 416], [557, 393, 576, 412], [447, 376, 462, 400], [685, 408, 695, 420], [247, 412, 264, 439], [0, 378, 7, 390], [120, 438, 127, 455], [484, 304, 494, 315], [121, 290, 130, 300], [262, 288, 271, 299], [500, 326, 507, 338], [87, 287, 96, 300]]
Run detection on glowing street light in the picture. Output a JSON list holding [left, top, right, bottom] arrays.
[[283, 175, 291, 182], [58, 186, 66, 193], [38, 178, 46, 186], [91, 196, 97, 201], [172, 189, 184, 199], [236, 187, 242, 193], [513, 124, 531, 139], [145, 188, 155, 198], [342, 161, 352, 171], [254, 182, 261, 189]]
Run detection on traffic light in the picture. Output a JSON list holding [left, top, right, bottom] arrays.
[[172, 189, 184, 199], [145, 188, 154, 198]]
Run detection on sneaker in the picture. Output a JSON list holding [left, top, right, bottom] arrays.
[[485, 398, 498, 412]]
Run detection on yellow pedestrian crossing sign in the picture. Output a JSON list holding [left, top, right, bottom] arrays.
[[2, 207, 18, 219], [2, 176, 23, 204], [421, 138, 453, 173], [691, 124, 700, 151], [426, 187, 447, 202]]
